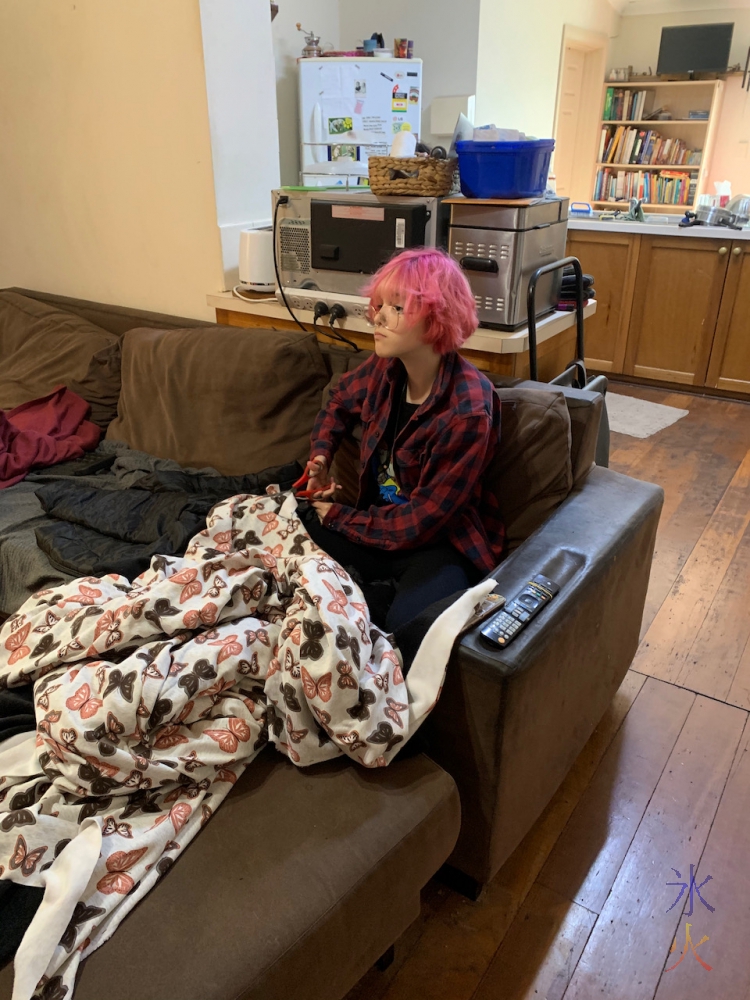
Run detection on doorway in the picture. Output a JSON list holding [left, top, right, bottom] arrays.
[[553, 25, 609, 203]]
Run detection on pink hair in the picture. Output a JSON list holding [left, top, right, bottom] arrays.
[[363, 248, 478, 354]]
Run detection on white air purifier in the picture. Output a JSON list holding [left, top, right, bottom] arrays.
[[239, 228, 275, 292]]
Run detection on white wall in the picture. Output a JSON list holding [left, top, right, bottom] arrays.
[[609, 7, 750, 75], [273, 0, 341, 184], [199, 0, 281, 287], [475, 0, 621, 138], [338, 0, 482, 148], [0, 0, 223, 320], [609, 8, 750, 195]]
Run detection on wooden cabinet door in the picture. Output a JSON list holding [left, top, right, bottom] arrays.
[[705, 240, 750, 395], [624, 235, 731, 385], [566, 230, 640, 374]]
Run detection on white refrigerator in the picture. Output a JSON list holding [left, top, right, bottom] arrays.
[[298, 57, 423, 187]]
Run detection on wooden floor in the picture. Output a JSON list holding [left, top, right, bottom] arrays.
[[348, 384, 750, 1000]]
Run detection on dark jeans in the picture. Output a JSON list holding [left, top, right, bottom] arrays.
[[303, 512, 481, 632]]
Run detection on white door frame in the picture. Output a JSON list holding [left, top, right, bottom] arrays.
[[553, 24, 609, 203]]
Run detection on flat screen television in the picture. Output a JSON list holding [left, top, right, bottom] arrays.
[[657, 23, 734, 76]]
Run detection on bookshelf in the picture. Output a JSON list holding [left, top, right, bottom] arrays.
[[591, 79, 724, 215]]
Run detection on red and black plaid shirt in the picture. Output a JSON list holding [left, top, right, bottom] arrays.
[[310, 351, 504, 574]]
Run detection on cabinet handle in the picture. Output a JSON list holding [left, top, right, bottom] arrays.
[[718, 246, 728, 255], [732, 246, 742, 256]]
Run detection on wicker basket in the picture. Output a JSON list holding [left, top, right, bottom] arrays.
[[368, 155, 457, 196]]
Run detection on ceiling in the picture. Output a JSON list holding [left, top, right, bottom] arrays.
[[612, 0, 750, 15]]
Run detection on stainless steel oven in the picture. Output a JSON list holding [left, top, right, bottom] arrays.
[[447, 197, 569, 329]]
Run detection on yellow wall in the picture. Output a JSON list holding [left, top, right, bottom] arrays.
[[0, 0, 224, 320]]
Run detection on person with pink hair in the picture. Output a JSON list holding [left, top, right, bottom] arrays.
[[302, 248, 504, 631]]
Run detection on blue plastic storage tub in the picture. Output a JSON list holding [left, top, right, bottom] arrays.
[[455, 139, 555, 199]]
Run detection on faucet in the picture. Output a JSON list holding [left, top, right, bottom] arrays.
[[617, 198, 646, 223]]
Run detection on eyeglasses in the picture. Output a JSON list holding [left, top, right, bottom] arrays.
[[367, 303, 404, 331]]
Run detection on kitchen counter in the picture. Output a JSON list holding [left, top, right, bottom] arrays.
[[568, 217, 750, 240], [206, 291, 597, 356], [207, 290, 597, 380], [566, 223, 750, 398]]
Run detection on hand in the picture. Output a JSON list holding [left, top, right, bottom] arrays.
[[306, 456, 340, 498], [311, 501, 333, 523]]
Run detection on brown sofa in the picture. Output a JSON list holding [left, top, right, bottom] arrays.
[[0, 289, 663, 999]]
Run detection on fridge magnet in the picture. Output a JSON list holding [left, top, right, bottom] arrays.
[[328, 116, 353, 135], [392, 120, 412, 133], [409, 87, 419, 104], [354, 99, 365, 115], [329, 144, 358, 161], [354, 80, 366, 95], [392, 91, 408, 112]]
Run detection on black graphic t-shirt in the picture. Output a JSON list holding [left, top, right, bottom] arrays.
[[375, 383, 418, 505]]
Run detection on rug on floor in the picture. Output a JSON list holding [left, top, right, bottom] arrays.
[[606, 392, 689, 439]]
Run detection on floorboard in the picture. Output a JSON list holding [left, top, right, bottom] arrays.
[[652, 719, 750, 1000], [562, 697, 746, 1000], [632, 451, 750, 690], [472, 884, 596, 1000], [537, 677, 694, 914]]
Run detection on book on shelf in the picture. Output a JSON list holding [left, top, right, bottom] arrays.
[[602, 87, 651, 121], [593, 166, 694, 205], [598, 124, 702, 167]]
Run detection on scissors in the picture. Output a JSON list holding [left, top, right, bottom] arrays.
[[292, 467, 318, 500]]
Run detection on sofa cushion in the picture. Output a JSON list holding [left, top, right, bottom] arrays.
[[0, 753, 460, 1000], [0, 292, 119, 422], [68, 342, 122, 428], [488, 388, 573, 550], [106, 326, 329, 475]]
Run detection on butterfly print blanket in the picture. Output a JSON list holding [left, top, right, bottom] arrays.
[[0, 489, 494, 1000]]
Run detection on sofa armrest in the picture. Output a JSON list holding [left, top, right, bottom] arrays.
[[425, 466, 663, 884], [458, 465, 664, 680]]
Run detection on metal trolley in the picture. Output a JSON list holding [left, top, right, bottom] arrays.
[[527, 256, 610, 467]]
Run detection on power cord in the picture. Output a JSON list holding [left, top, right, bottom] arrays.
[[328, 303, 360, 352], [232, 285, 276, 302], [274, 196, 359, 352], [273, 195, 308, 333], [311, 300, 358, 352], [312, 301, 330, 326]]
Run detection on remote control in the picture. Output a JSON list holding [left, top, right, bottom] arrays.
[[479, 575, 560, 648]]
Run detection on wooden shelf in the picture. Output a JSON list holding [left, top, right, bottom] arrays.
[[592, 200, 690, 209], [604, 80, 721, 88], [596, 163, 701, 170], [593, 78, 724, 215], [602, 119, 709, 125]]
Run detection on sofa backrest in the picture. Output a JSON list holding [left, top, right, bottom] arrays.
[[0, 291, 121, 426], [5, 287, 212, 337], [106, 325, 329, 474], [1, 289, 601, 550], [509, 379, 603, 489]]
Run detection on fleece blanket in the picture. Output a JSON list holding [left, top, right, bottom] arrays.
[[0, 388, 101, 490], [0, 489, 494, 1000]]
